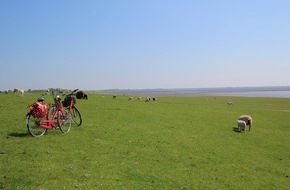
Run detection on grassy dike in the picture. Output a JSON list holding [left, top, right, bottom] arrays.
[[0, 93, 289, 189]]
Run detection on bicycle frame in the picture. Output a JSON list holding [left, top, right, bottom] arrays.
[[32, 97, 63, 129], [67, 97, 74, 114], [40, 105, 62, 129]]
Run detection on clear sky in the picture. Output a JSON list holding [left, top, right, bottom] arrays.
[[0, 0, 289, 91]]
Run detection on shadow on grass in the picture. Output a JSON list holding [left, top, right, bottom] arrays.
[[232, 127, 241, 133], [8, 132, 30, 138]]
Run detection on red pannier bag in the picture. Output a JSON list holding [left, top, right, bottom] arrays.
[[28, 102, 47, 118]]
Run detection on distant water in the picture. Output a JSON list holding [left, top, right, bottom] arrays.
[[208, 90, 290, 98], [95, 86, 290, 98]]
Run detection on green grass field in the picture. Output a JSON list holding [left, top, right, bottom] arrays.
[[0, 93, 289, 189]]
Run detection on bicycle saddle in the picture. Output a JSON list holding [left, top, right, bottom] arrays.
[[37, 97, 45, 102], [55, 95, 61, 100]]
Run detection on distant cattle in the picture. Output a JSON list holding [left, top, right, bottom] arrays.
[[14, 88, 24, 96], [76, 90, 88, 100], [19, 89, 24, 96]]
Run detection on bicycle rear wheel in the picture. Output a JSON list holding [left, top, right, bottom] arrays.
[[58, 109, 71, 133], [26, 114, 47, 137], [71, 106, 82, 126]]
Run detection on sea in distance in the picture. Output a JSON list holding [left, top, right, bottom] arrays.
[[95, 86, 290, 98]]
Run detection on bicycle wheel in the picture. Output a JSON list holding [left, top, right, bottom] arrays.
[[58, 109, 71, 133], [26, 114, 47, 137], [71, 106, 82, 126]]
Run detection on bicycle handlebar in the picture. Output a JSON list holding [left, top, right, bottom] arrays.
[[35, 89, 80, 103], [62, 89, 79, 97]]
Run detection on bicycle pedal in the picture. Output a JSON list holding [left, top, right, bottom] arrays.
[[53, 125, 59, 129]]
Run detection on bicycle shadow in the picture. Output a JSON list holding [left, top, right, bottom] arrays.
[[8, 132, 30, 138]]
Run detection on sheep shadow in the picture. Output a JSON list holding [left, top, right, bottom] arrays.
[[8, 132, 30, 138], [232, 127, 241, 133]]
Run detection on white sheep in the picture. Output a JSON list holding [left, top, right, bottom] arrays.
[[237, 120, 247, 132], [238, 115, 253, 131], [19, 89, 24, 96]]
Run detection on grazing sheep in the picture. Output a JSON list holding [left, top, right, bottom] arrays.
[[153, 97, 157, 101], [145, 97, 151, 102], [137, 97, 142, 100], [238, 115, 253, 131], [237, 120, 246, 132], [19, 89, 24, 96], [42, 90, 50, 96], [128, 97, 133, 101], [228, 102, 233, 105], [113, 95, 117, 99]]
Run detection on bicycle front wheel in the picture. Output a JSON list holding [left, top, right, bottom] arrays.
[[26, 114, 47, 137], [71, 106, 82, 126], [58, 110, 71, 133]]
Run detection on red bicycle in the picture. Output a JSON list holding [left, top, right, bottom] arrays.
[[48, 89, 82, 126], [62, 89, 82, 126], [25, 95, 71, 137]]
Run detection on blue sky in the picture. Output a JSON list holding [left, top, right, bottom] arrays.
[[0, 0, 289, 91]]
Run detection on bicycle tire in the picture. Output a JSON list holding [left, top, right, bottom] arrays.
[[71, 106, 82, 126], [26, 114, 47, 137], [58, 109, 71, 133]]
